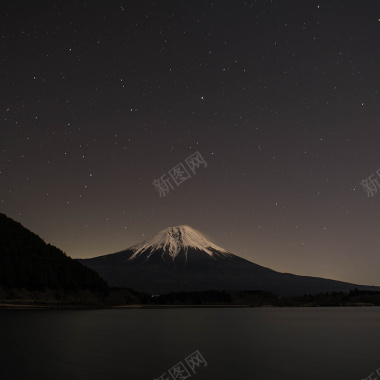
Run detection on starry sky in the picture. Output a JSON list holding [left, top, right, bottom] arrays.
[[1, 0, 380, 286]]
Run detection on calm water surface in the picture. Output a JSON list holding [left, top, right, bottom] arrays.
[[0, 307, 379, 380]]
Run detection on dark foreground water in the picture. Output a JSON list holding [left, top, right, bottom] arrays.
[[0, 307, 379, 380]]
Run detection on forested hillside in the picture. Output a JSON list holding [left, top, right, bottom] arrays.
[[0, 213, 108, 294]]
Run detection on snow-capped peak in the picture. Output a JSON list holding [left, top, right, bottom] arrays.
[[129, 225, 229, 260]]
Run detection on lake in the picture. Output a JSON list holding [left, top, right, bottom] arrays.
[[0, 307, 379, 379]]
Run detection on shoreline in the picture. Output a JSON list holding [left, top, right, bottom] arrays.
[[0, 303, 377, 310], [0, 303, 251, 310]]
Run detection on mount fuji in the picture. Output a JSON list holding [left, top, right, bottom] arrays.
[[78, 225, 380, 296]]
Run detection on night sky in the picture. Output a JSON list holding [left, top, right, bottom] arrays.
[[1, 1, 380, 286]]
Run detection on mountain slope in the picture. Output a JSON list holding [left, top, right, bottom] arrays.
[[0, 213, 108, 295], [129, 225, 230, 260], [78, 225, 380, 296]]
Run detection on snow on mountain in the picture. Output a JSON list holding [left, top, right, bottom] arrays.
[[129, 225, 230, 261], [78, 225, 380, 296]]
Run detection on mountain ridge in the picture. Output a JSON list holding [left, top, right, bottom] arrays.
[[129, 225, 231, 261], [78, 225, 380, 296], [0, 213, 109, 298]]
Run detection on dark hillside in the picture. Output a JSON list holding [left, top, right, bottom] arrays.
[[0, 213, 108, 295]]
